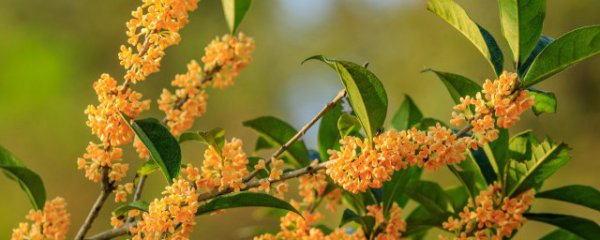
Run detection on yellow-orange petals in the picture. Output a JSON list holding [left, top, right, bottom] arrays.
[[77, 142, 128, 182], [133, 137, 150, 160], [11, 197, 70, 240], [327, 125, 469, 193], [198, 138, 249, 192], [131, 178, 199, 239], [441, 182, 535, 240], [114, 183, 134, 203], [365, 203, 406, 240], [451, 72, 534, 147], [119, 0, 199, 83], [158, 60, 208, 136], [85, 74, 150, 146], [202, 33, 255, 89], [298, 163, 328, 204]]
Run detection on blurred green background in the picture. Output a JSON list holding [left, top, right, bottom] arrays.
[[1, 0, 598, 239]]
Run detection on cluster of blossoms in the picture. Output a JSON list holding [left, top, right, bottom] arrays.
[[366, 203, 407, 240], [114, 183, 134, 203], [327, 72, 534, 193], [129, 177, 200, 239], [451, 71, 535, 146], [255, 158, 289, 198], [11, 197, 70, 240], [119, 0, 199, 83], [77, 142, 128, 182], [159, 33, 255, 136], [441, 182, 535, 240], [197, 138, 250, 192]]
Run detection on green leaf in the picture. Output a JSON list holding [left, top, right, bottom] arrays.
[[529, 88, 557, 115], [405, 204, 448, 236], [406, 181, 453, 216], [525, 213, 600, 240], [508, 130, 537, 162], [304, 55, 388, 140], [337, 113, 361, 137], [414, 118, 448, 131], [113, 201, 149, 217], [313, 224, 334, 235], [540, 229, 585, 240], [0, 146, 46, 210], [196, 192, 300, 216], [179, 128, 225, 154], [498, 0, 546, 65], [447, 155, 487, 200], [243, 116, 310, 167], [391, 95, 423, 131], [318, 102, 343, 160], [383, 166, 422, 215], [482, 128, 508, 182], [121, 114, 181, 184], [506, 142, 571, 197], [339, 209, 375, 235], [424, 69, 482, 104], [519, 35, 553, 76], [445, 185, 470, 212], [522, 25, 600, 87], [427, 0, 504, 76], [221, 0, 252, 33], [137, 160, 159, 176], [536, 185, 600, 212], [254, 136, 274, 152]]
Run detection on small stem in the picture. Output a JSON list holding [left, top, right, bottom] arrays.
[[126, 175, 147, 223], [75, 167, 115, 240]]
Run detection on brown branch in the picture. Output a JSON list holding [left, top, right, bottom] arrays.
[[75, 167, 116, 240]]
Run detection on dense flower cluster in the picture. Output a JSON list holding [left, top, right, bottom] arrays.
[[159, 33, 255, 136], [327, 124, 469, 193], [327, 72, 534, 193], [130, 178, 199, 239], [366, 203, 407, 240], [198, 138, 249, 192], [451, 71, 534, 146], [119, 0, 199, 83], [441, 183, 535, 240], [114, 183, 134, 203], [11, 197, 70, 240], [77, 142, 128, 182]]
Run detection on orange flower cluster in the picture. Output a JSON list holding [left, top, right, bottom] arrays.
[[366, 203, 407, 240], [133, 137, 150, 160], [77, 142, 128, 182], [441, 183, 535, 240], [11, 197, 70, 240], [327, 124, 469, 193], [198, 138, 249, 192], [252, 158, 287, 197], [114, 183, 134, 203], [130, 178, 199, 239], [119, 0, 199, 83], [298, 162, 329, 204], [201, 33, 255, 89], [159, 33, 255, 136], [451, 72, 534, 146]]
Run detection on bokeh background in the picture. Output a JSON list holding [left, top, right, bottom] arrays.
[[1, 0, 598, 239]]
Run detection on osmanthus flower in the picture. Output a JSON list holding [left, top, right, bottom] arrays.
[[11, 197, 70, 240], [198, 138, 249, 192], [130, 178, 199, 239], [77, 142, 128, 183], [118, 0, 199, 83], [440, 182, 535, 240], [366, 203, 407, 240], [114, 183, 134, 203], [85, 74, 150, 147], [133, 136, 150, 160], [298, 161, 329, 204], [201, 33, 255, 89]]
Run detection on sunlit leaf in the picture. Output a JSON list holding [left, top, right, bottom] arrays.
[[317, 102, 343, 161], [196, 192, 301, 216], [498, 0, 546, 65], [528, 89, 557, 115], [536, 185, 600, 212], [337, 113, 361, 138], [540, 229, 585, 240], [221, 0, 252, 33], [525, 213, 600, 240], [391, 95, 423, 131], [113, 201, 149, 217]]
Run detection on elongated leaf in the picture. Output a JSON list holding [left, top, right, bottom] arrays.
[[536, 185, 600, 212], [541, 229, 585, 240], [406, 181, 453, 216], [445, 185, 469, 212], [519, 35, 554, 76], [221, 0, 252, 33], [114, 201, 149, 217], [339, 209, 376, 235], [383, 166, 422, 215], [304, 55, 388, 140], [508, 130, 537, 162], [254, 136, 273, 152], [391, 95, 423, 131], [482, 128, 508, 182], [448, 155, 487, 199], [415, 118, 448, 131], [523, 26, 600, 86], [427, 0, 504, 75], [317, 102, 342, 160], [498, 0, 546, 65], [243, 116, 310, 167], [529, 88, 557, 115], [137, 160, 159, 176], [179, 128, 225, 154], [472, 145, 499, 185], [525, 213, 600, 240], [506, 142, 571, 197], [121, 115, 181, 184], [337, 113, 361, 137], [424, 69, 482, 104], [0, 146, 46, 210], [405, 203, 449, 236], [196, 192, 300, 216]]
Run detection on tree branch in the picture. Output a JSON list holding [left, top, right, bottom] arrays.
[[75, 167, 115, 240]]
